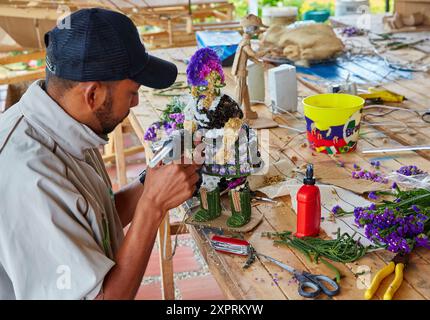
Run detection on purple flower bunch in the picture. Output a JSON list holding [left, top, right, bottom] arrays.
[[144, 118, 182, 141], [169, 113, 185, 124], [351, 169, 388, 184], [186, 48, 225, 87], [144, 98, 186, 142], [396, 165, 425, 176], [144, 121, 162, 141], [341, 26, 364, 37], [353, 203, 429, 254]]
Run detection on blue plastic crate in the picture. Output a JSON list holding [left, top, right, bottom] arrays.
[[196, 30, 242, 66]]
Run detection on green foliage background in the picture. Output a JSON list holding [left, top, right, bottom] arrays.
[[228, 0, 394, 19]]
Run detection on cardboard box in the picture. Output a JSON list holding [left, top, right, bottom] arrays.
[[395, 0, 430, 25], [196, 30, 242, 66]]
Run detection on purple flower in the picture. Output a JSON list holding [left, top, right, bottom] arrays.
[[169, 113, 185, 124], [416, 235, 430, 249], [163, 121, 177, 135], [227, 177, 246, 189], [368, 191, 378, 200], [353, 163, 360, 170], [186, 48, 225, 86], [351, 168, 388, 184], [396, 165, 425, 176], [331, 205, 343, 215], [391, 182, 398, 190], [144, 125, 157, 141], [411, 205, 421, 213], [371, 160, 381, 168]]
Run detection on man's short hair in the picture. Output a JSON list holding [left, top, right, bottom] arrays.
[[45, 70, 79, 92]]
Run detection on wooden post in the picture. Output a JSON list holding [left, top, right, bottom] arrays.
[[127, 112, 176, 300], [157, 213, 175, 300], [113, 124, 127, 187]]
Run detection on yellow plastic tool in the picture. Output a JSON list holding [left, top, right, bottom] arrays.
[[358, 88, 405, 103], [364, 253, 408, 300]]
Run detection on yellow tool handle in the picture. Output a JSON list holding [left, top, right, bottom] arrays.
[[364, 261, 395, 300], [383, 263, 405, 300]]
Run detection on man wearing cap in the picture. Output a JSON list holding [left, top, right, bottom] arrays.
[[0, 8, 199, 299], [232, 14, 268, 120]]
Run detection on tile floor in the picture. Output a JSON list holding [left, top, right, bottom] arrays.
[[105, 132, 226, 300]]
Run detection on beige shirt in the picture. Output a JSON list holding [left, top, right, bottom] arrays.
[[0, 80, 124, 299]]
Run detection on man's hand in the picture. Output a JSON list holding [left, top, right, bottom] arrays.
[[101, 159, 200, 300], [140, 161, 200, 214]]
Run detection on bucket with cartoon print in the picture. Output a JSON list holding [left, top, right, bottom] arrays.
[[303, 93, 365, 154]]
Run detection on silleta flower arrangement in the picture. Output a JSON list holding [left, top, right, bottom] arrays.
[[183, 48, 261, 228], [142, 48, 261, 229], [332, 164, 430, 254]]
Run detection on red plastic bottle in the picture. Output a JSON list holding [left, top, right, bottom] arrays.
[[296, 164, 321, 238]]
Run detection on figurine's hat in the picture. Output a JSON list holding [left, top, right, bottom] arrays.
[[240, 14, 268, 28]]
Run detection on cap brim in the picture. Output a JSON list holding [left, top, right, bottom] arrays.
[[131, 54, 178, 89]]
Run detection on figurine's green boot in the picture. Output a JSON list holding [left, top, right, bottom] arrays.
[[227, 187, 252, 228], [194, 187, 222, 222]]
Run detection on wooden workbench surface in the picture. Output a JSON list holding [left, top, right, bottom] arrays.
[[129, 43, 430, 300]]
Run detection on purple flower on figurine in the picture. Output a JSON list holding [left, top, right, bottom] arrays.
[[186, 48, 225, 86], [163, 121, 177, 135], [227, 177, 246, 189], [228, 165, 237, 175], [219, 166, 226, 175], [211, 164, 220, 174], [169, 113, 185, 124], [144, 125, 157, 141]]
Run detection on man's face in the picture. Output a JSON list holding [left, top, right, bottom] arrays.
[[94, 79, 140, 135]]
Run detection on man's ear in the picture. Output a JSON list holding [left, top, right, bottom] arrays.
[[81, 82, 107, 111]]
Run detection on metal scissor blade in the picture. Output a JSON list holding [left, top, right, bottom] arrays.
[[257, 253, 296, 274], [148, 141, 174, 168]]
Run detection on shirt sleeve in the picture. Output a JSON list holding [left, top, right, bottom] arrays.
[[0, 151, 116, 300]]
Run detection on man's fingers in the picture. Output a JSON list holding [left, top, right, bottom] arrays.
[[183, 163, 200, 177], [188, 172, 200, 185]]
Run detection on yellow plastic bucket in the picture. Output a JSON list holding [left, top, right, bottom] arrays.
[[303, 93, 365, 154]]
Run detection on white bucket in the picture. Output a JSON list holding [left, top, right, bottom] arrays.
[[262, 6, 298, 26], [335, 0, 369, 17]]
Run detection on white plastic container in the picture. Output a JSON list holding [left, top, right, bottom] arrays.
[[335, 0, 369, 17], [268, 64, 298, 113], [262, 6, 298, 26]]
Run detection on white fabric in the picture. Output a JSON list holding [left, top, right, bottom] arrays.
[[0, 81, 124, 299]]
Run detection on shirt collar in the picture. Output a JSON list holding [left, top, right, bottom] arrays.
[[19, 80, 108, 160]]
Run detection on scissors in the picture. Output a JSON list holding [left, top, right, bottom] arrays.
[[257, 253, 340, 298]]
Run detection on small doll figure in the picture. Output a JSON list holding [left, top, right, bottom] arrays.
[[231, 14, 268, 120], [185, 48, 261, 228]]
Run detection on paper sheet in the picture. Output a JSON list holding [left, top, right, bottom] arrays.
[[289, 184, 375, 247], [249, 160, 377, 246]]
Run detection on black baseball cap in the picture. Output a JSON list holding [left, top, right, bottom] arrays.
[[44, 8, 177, 89]]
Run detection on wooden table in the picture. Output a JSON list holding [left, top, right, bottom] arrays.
[[129, 42, 430, 300]]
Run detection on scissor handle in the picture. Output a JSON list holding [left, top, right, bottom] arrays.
[[296, 272, 340, 298], [303, 272, 340, 297], [296, 274, 321, 298]]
